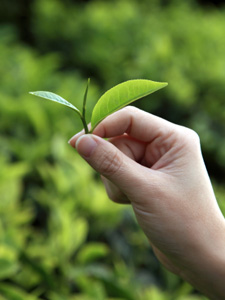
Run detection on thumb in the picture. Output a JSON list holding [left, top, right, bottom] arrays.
[[75, 134, 151, 198]]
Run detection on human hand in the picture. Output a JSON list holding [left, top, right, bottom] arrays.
[[69, 107, 225, 299]]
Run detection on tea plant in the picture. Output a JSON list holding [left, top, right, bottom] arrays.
[[30, 79, 168, 133]]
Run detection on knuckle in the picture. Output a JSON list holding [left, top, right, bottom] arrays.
[[99, 150, 122, 177], [190, 129, 200, 142], [122, 106, 139, 114], [177, 126, 200, 149], [185, 128, 200, 144]]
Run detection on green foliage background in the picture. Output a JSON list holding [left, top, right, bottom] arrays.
[[0, 0, 224, 299]]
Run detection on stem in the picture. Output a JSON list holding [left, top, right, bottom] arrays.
[[80, 114, 89, 134], [82, 78, 90, 134]]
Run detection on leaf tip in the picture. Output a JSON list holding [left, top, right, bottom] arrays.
[[158, 81, 168, 90]]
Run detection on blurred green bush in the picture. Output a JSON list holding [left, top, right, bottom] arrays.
[[0, 0, 224, 299]]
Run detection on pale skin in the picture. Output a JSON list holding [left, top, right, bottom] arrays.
[[69, 106, 225, 299]]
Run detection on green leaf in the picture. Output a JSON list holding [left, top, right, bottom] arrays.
[[0, 259, 19, 280], [76, 243, 109, 264], [29, 91, 81, 116], [0, 283, 38, 300], [91, 79, 168, 131]]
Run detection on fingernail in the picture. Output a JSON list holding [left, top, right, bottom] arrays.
[[76, 135, 97, 158], [68, 130, 84, 147]]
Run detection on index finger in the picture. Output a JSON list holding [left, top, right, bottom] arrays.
[[92, 106, 176, 142]]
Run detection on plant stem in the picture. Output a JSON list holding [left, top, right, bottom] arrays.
[[82, 78, 90, 134], [80, 114, 89, 134]]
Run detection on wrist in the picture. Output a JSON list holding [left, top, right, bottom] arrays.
[[181, 217, 225, 299]]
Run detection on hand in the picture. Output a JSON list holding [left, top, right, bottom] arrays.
[[69, 107, 225, 299]]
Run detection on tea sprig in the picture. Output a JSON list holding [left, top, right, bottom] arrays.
[[30, 79, 168, 133]]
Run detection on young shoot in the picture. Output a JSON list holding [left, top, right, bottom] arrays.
[[29, 79, 168, 133]]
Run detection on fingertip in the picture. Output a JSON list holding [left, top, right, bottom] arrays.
[[75, 134, 98, 158], [68, 130, 85, 147]]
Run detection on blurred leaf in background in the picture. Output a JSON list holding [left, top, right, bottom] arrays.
[[0, 0, 225, 299]]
